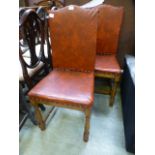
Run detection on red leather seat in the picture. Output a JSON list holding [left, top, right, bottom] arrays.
[[95, 55, 122, 74], [29, 69, 94, 107]]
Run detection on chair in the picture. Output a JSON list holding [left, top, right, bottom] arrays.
[[19, 9, 51, 113], [94, 5, 124, 106], [37, 7, 53, 69], [22, 7, 53, 69], [19, 9, 49, 89], [19, 83, 37, 131], [28, 5, 98, 142], [25, 0, 65, 9], [35, 0, 65, 8]]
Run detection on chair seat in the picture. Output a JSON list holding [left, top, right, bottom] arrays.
[[28, 69, 94, 107], [95, 55, 122, 74]]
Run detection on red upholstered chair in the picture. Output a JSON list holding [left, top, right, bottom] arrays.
[[28, 6, 97, 142], [95, 5, 124, 106]]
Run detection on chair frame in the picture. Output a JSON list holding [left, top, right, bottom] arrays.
[[24, 0, 65, 9], [19, 9, 52, 113], [95, 70, 122, 106], [30, 97, 91, 141], [36, 6, 53, 69], [34, 0, 65, 7], [19, 9, 49, 89]]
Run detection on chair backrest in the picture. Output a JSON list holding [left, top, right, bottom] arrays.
[[96, 5, 124, 55], [19, 8, 27, 18], [19, 9, 45, 67], [36, 7, 53, 68], [25, 0, 65, 9], [19, 9, 46, 88], [48, 5, 98, 72]]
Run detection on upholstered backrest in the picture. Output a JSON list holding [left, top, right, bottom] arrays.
[[48, 5, 98, 72], [96, 5, 124, 55]]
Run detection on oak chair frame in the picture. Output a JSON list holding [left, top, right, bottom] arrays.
[[95, 70, 122, 106], [30, 97, 91, 142]]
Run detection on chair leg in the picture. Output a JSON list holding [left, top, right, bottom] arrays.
[[34, 105, 45, 130], [109, 79, 119, 107], [83, 108, 91, 142], [39, 103, 46, 111]]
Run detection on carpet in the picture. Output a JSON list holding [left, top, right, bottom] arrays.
[[19, 90, 134, 155]]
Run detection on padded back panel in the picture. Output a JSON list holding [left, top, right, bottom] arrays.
[[96, 5, 124, 54], [48, 5, 98, 72]]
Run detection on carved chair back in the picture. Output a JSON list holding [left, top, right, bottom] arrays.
[[36, 7, 53, 68], [19, 9, 47, 88], [25, 0, 65, 9]]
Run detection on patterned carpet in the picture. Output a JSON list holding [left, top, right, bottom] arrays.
[[19, 89, 134, 155]]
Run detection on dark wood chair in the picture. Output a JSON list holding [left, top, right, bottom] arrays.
[[37, 7, 53, 69], [22, 7, 53, 69], [94, 5, 124, 106], [28, 6, 98, 142], [19, 83, 37, 131], [19, 9, 52, 113], [19, 9, 50, 89], [25, 0, 65, 9]]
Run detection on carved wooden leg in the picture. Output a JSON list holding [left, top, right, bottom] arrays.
[[34, 105, 45, 130], [109, 78, 119, 107], [83, 108, 91, 142]]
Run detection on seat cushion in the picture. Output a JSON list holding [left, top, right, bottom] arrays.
[[28, 69, 94, 107], [95, 55, 122, 74]]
